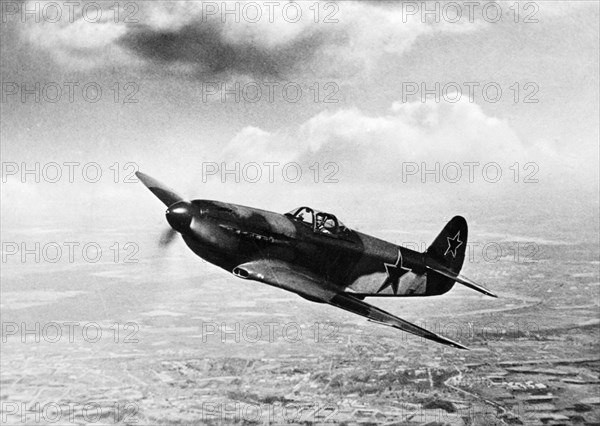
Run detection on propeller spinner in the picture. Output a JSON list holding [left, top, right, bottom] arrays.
[[136, 171, 191, 247], [165, 201, 193, 233]]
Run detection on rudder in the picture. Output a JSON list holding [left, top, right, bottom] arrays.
[[425, 216, 468, 295]]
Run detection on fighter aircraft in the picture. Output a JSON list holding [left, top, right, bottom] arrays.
[[136, 171, 496, 349]]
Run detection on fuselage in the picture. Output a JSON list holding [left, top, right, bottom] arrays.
[[178, 200, 447, 296]]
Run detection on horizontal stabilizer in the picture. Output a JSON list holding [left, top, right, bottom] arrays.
[[426, 259, 497, 298]]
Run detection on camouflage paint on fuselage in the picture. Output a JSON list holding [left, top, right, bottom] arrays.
[[181, 200, 441, 297]]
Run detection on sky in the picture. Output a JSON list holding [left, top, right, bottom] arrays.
[[0, 1, 598, 234]]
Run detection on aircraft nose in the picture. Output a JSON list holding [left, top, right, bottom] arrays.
[[165, 201, 193, 233]]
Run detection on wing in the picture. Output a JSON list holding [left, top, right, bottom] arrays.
[[233, 259, 468, 350]]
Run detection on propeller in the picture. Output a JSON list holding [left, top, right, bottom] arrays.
[[159, 228, 178, 247], [136, 171, 184, 207], [136, 171, 191, 249]]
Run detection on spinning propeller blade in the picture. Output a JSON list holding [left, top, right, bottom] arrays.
[[159, 228, 178, 247], [136, 171, 184, 207]]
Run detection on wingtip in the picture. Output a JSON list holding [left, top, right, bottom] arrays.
[[437, 335, 469, 350], [454, 342, 470, 350]]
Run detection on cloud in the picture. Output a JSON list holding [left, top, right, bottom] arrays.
[[19, 1, 132, 69], [16, 1, 479, 79], [118, 20, 325, 79], [221, 97, 582, 187], [223, 126, 297, 162]]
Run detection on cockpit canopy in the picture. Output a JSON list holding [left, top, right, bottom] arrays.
[[285, 206, 346, 235]]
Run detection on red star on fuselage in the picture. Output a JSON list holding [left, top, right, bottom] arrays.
[[376, 250, 411, 295]]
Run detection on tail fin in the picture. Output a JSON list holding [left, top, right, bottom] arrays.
[[426, 216, 497, 298], [428, 216, 467, 272], [425, 216, 467, 295]]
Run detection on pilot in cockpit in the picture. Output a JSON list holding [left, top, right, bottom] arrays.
[[315, 215, 326, 232], [316, 214, 334, 234]]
